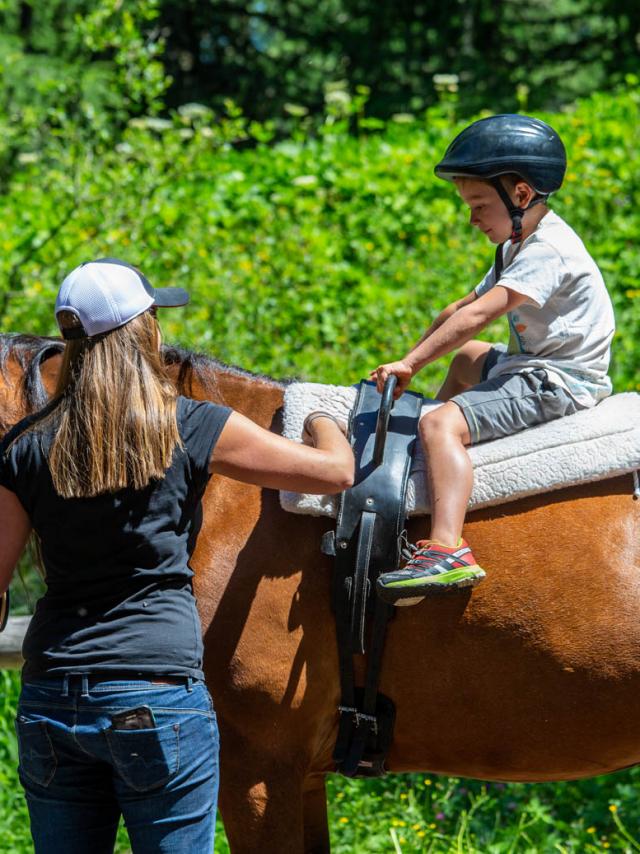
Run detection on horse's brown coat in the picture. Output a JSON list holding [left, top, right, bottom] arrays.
[[3, 340, 640, 853]]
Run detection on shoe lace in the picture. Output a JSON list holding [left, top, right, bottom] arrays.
[[398, 530, 417, 562]]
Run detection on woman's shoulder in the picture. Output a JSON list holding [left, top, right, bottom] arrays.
[[176, 395, 232, 441], [175, 396, 232, 474], [176, 394, 231, 420]]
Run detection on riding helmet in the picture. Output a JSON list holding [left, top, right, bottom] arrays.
[[434, 114, 566, 195]]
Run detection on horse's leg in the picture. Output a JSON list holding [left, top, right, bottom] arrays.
[[302, 773, 330, 854], [218, 747, 306, 854]]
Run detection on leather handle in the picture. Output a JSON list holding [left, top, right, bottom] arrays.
[[373, 375, 397, 467]]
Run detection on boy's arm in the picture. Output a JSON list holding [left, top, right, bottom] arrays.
[[373, 285, 529, 394], [408, 290, 478, 354], [369, 291, 478, 393]]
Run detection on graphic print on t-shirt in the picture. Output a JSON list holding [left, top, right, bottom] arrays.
[[507, 312, 528, 354]]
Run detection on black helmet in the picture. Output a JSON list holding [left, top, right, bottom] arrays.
[[434, 114, 566, 195], [435, 114, 566, 243]]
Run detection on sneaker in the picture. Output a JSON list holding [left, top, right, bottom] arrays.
[[377, 538, 486, 604]]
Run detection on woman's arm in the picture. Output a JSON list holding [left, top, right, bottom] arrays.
[[210, 412, 355, 493], [0, 486, 32, 595]]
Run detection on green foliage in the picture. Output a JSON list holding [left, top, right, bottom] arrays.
[[0, 83, 638, 395], [0, 0, 169, 183], [326, 771, 640, 851], [2, 0, 639, 124]]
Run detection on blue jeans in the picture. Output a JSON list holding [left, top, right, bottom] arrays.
[[16, 675, 219, 854]]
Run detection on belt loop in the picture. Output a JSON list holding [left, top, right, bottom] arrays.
[[186, 676, 193, 693], [61, 674, 70, 697], [81, 674, 90, 698]]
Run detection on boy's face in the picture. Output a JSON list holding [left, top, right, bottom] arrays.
[[454, 178, 516, 244]]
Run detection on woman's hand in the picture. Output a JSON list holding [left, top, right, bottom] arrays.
[[369, 360, 413, 398], [302, 412, 347, 446]]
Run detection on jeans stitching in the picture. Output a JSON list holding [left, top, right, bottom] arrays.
[[16, 719, 58, 788], [105, 722, 181, 793]]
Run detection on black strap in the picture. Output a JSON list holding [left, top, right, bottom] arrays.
[[491, 177, 525, 243], [494, 243, 504, 283], [0, 590, 9, 634], [350, 511, 375, 651], [331, 380, 423, 777]]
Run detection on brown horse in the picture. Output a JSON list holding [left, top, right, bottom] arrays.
[[2, 332, 640, 854]]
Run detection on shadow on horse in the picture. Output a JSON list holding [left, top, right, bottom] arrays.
[[1, 333, 639, 853]]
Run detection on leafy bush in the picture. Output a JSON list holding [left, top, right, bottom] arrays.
[[1, 82, 639, 396]]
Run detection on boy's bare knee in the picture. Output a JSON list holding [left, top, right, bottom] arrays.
[[420, 402, 467, 442]]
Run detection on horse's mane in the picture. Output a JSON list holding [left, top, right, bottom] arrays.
[[0, 333, 288, 435]]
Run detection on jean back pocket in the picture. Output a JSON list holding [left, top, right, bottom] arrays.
[[15, 717, 57, 788], [106, 721, 180, 792]]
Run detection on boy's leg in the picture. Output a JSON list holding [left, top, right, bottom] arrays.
[[377, 368, 578, 603], [419, 402, 472, 546], [437, 341, 493, 401], [377, 402, 485, 602]]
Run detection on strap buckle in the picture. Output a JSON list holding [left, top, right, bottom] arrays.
[[338, 705, 378, 733]]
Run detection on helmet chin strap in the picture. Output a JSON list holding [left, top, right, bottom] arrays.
[[490, 177, 547, 243], [490, 177, 549, 284]]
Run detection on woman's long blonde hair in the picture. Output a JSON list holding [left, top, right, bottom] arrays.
[[47, 309, 181, 498]]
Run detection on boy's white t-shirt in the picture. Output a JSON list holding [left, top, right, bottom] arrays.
[[475, 210, 615, 408]]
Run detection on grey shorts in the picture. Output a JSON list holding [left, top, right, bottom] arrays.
[[451, 347, 580, 445]]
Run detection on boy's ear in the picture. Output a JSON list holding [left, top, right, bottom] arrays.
[[514, 181, 535, 207]]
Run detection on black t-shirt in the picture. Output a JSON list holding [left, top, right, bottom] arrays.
[[0, 396, 231, 680]]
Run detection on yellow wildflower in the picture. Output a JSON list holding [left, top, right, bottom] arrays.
[[609, 804, 618, 813], [339, 817, 349, 824]]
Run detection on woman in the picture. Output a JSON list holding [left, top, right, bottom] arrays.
[[0, 258, 353, 853]]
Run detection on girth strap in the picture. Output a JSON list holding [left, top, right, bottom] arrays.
[[329, 379, 423, 777], [350, 510, 375, 652]]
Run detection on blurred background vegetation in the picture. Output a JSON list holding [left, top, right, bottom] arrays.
[[1, 1, 640, 851]]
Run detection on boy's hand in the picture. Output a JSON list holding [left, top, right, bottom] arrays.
[[369, 360, 413, 398]]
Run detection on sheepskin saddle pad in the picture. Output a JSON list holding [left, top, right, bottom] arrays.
[[280, 385, 640, 517]]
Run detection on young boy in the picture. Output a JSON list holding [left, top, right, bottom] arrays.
[[372, 114, 615, 604]]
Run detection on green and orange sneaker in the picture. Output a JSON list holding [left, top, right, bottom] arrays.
[[376, 538, 485, 604]]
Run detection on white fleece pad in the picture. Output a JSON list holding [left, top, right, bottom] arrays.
[[280, 385, 640, 517]]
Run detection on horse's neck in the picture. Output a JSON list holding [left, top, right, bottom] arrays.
[[167, 362, 285, 430], [24, 349, 286, 432]]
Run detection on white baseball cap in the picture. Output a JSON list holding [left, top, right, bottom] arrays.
[[55, 258, 189, 340]]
